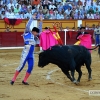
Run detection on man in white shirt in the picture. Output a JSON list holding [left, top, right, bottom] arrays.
[[56, 0, 62, 3], [65, 7, 71, 15], [43, 0, 51, 5], [95, 2, 100, 12], [15, 1, 21, 9], [50, 12, 57, 19], [0, 0, 3, 5], [15, 12, 21, 19], [0, 5, 4, 15], [49, 2, 56, 10], [26, 10, 32, 19], [83, 2, 89, 11], [1, 11, 6, 19], [87, 12, 94, 19], [7, 0, 15, 9], [57, 12, 64, 19], [6, 9, 15, 19], [21, 12, 27, 19]]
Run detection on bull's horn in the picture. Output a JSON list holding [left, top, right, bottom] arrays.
[[34, 50, 44, 54]]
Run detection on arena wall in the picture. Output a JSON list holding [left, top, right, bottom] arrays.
[[0, 19, 100, 32], [0, 31, 94, 48], [0, 19, 96, 48]]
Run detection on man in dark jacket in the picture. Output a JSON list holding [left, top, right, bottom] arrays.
[[76, 27, 89, 40]]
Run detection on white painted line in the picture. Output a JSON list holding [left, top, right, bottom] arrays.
[[0, 47, 24, 50], [2, 60, 38, 67], [55, 81, 89, 93], [92, 61, 100, 64], [46, 68, 89, 93], [0, 45, 96, 50], [46, 69, 58, 80], [3, 63, 18, 66]]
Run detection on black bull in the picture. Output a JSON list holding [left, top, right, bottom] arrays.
[[38, 45, 99, 84]]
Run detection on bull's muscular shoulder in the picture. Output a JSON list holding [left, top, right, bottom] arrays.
[[54, 45, 75, 58], [48, 45, 88, 56], [48, 45, 71, 57], [44, 45, 90, 65], [49, 45, 80, 61], [63, 45, 89, 55]]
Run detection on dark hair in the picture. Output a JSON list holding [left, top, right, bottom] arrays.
[[32, 27, 39, 33], [80, 27, 85, 30], [44, 27, 49, 29]]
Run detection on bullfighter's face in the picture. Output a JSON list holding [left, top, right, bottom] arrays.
[[38, 52, 49, 68]]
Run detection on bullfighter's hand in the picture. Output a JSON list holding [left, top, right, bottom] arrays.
[[40, 16, 43, 21], [33, 15, 36, 19]]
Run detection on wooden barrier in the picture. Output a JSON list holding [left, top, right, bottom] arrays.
[[0, 31, 94, 47], [0, 19, 100, 32], [0, 19, 28, 32], [0, 32, 24, 47], [82, 20, 100, 27], [0, 19, 77, 32], [40, 20, 78, 30]]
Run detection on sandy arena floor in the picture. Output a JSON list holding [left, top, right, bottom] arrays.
[[0, 49, 100, 100]]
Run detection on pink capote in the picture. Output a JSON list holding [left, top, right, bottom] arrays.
[[39, 30, 58, 50], [77, 34, 92, 52]]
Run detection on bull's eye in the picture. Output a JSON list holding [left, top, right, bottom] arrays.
[[40, 55, 42, 58], [39, 54, 43, 58], [39, 52, 45, 58]]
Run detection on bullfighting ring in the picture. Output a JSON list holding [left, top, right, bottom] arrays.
[[0, 48, 100, 100]]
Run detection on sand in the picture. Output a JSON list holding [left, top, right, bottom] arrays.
[[0, 49, 100, 100]]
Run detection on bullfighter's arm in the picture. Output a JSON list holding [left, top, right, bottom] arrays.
[[24, 16, 42, 34], [24, 17, 34, 33], [38, 16, 43, 35]]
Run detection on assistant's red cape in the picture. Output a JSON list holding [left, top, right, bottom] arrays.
[[39, 30, 58, 50], [77, 34, 92, 52]]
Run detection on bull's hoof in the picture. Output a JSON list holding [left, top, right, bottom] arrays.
[[75, 81, 80, 85], [88, 77, 92, 81], [73, 80, 77, 84], [73, 80, 80, 85]]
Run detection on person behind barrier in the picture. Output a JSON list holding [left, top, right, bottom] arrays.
[[76, 27, 89, 40], [94, 25, 100, 45]]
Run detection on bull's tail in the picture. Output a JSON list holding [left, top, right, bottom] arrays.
[[88, 45, 100, 50], [88, 44, 100, 57], [98, 45, 100, 57]]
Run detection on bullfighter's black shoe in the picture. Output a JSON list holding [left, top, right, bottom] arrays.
[[10, 81, 14, 85], [22, 81, 29, 85]]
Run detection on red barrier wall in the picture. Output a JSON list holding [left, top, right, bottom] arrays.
[[0, 31, 94, 47], [59, 30, 94, 45], [0, 32, 24, 47]]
